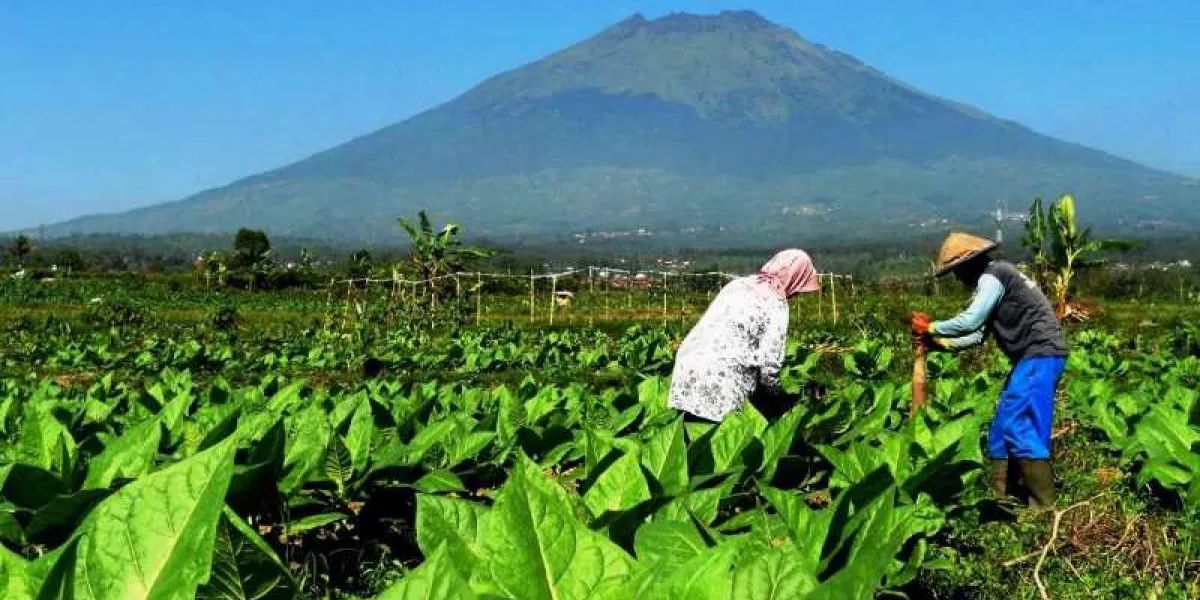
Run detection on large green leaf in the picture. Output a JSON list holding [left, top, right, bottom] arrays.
[[757, 405, 804, 482], [197, 506, 295, 600], [730, 547, 817, 600], [280, 405, 330, 493], [584, 449, 651, 517], [414, 470, 466, 494], [760, 485, 833, 573], [376, 543, 475, 600], [344, 398, 375, 475], [70, 437, 237, 600], [645, 540, 739, 600], [708, 407, 767, 473], [1, 545, 30, 600], [17, 410, 76, 483], [632, 520, 706, 566], [415, 494, 487, 567], [655, 481, 732, 526], [476, 456, 631, 600], [640, 418, 689, 495], [84, 419, 162, 489], [802, 492, 907, 600]]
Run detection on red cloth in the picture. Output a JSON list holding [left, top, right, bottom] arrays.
[[755, 249, 821, 300]]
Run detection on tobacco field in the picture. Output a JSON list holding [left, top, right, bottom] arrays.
[[1, 280, 1199, 599]]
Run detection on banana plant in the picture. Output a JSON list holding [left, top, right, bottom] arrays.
[[1023, 194, 1136, 320], [397, 210, 495, 308]]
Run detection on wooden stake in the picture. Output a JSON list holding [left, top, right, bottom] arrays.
[[911, 339, 928, 418], [831, 274, 839, 325], [818, 275, 825, 321], [529, 271, 535, 323], [475, 273, 482, 326]]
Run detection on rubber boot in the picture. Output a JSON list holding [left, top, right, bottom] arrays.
[[989, 459, 1009, 499], [1018, 459, 1056, 508]]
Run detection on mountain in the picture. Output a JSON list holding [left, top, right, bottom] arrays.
[[43, 10, 1199, 244]]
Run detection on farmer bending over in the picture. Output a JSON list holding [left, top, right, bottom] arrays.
[[669, 249, 821, 422], [912, 233, 1068, 507]]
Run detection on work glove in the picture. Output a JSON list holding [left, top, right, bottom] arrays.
[[910, 312, 933, 336]]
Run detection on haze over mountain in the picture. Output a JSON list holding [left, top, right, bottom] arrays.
[[42, 10, 1199, 244]]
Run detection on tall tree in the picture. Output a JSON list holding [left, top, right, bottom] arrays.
[[231, 228, 271, 269], [7, 235, 33, 268]]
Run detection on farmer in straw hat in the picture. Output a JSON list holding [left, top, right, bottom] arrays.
[[669, 249, 821, 422], [912, 233, 1068, 508]]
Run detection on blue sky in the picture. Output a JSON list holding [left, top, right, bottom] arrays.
[[3, 0, 1198, 230]]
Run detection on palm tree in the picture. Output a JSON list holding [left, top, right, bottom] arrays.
[[397, 211, 494, 306]]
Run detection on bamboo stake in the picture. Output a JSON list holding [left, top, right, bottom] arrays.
[[604, 275, 610, 321], [831, 274, 839, 325], [549, 275, 557, 326], [662, 273, 668, 324], [475, 273, 482, 326], [529, 271, 535, 323]]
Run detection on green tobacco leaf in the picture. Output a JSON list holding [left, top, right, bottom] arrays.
[[402, 420, 457, 465], [376, 543, 475, 600], [1, 545, 30, 600], [708, 407, 767, 473], [415, 494, 487, 568], [802, 492, 906, 600], [324, 436, 353, 497], [71, 437, 237, 600], [477, 456, 631, 600], [584, 450, 651, 517], [760, 485, 832, 573], [633, 520, 707, 566], [17, 410, 76, 482], [345, 398, 374, 475], [637, 377, 671, 419], [655, 482, 731, 526], [640, 418, 689, 495], [198, 506, 295, 600], [23, 538, 77, 600], [283, 512, 347, 536], [647, 540, 739, 600], [758, 405, 804, 482], [0, 502, 22, 545], [157, 389, 194, 445], [730, 547, 817, 600], [414, 470, 466, 494], [445, 431, 495, 469], [280, 405, 330, 493], [84, 418, 162, 489], [0, 463, 65, 509]]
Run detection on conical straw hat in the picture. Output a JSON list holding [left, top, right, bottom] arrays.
[[934, 232, 998, 276]]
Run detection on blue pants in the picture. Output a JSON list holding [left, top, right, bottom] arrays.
[[988, 356, 1067, 460]]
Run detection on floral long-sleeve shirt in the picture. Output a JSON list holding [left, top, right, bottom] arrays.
[[668, 277, 789, 421]]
